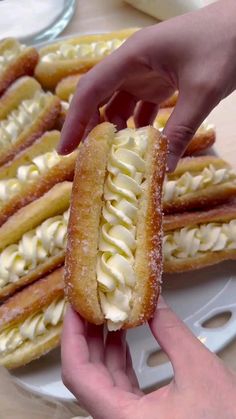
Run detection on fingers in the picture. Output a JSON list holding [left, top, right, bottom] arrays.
[[105, 331, 133, 391], [58, 48, 134, 154], [134, 101, 158, 127], [164, 91, 214, 171], [87, 323, 105, 363], [149, 296, 211, 380], [105, 91, 137, 129]]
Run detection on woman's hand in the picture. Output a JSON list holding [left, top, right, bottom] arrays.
[[58, 0, 236, 170], [61, 298, 236, 419]]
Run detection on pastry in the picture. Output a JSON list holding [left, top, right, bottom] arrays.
[[35, 28, 138, 90], [0, 38, 38, 97], [127, 107, 216, 156], [163, 202, 236, 272], [0, 76, 61, 166], [0, 267, 66, 369], [0, 181, 71, 300], [0, 130, 77, 226], [64, 123, 167, 330], [163, 156, 236, 213]]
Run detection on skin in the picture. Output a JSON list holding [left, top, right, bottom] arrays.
[[61, 298, 236, 419], [58, 0, 236, 170], [61, 1, 236, 417]]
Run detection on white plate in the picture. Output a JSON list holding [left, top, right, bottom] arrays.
[[12, 261, 236, 400], [9, 32, 236, 401]]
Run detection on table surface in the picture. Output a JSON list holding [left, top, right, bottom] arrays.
[[2, 1, 236, 417], [63, 0, 236, 374]]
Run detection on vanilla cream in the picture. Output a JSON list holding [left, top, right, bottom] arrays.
[[164, 164, 236, 201], [0, 43, 26, 72], [164, 220, 236, 260], [0, 209, 69, 288], [41, 39, 125, 63], [0, 150, 62, 205], [0, 297, 66, 355], [97, 128, 147, 331], [0, 90, 51, 149]]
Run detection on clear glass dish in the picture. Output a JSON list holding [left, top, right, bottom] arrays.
[[0, 0, 76, 45]]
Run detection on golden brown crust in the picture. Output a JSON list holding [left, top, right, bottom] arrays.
[[0, 39, 39, 96], [163, 203, 236, 273], [55, 74, 82, 100], [0, 131, 77, 226], [125, 130, 167, 328], [35, 28, 138, 90], [164, 250, 236, 273], [0, 268, 64, 330], [66, 124, 167, 328], [164, 202, 236, 232], [160, 91, 178, 108], [0, 181, 72, 250], [0, 324, 62, 369], [0, 77, 61, 166], [164, 156, 236, 214], [65, 123, 115, 324]]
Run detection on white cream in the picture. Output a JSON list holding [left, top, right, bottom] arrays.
[[0, 150, 62, 205], [164, 165, 236, 201], [97, 128, 147, 330], [163, 220, 236, 260], [41, 39, 125, 63], [0, 43, 26, 72], [0, 209, 69, 288], [0, 298, 66, 355], [0, 90, 51, 149]]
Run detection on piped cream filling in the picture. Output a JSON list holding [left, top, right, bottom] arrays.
[[0, 150, 62, 204], [164, 220, 236, 260], [97, 128, 147, 331], [164, 165, 236, 202], [0, 209, 69, 288], [0, 43, 26, 72], [41, 38, 125, 63], [0, 297, 66, 356], [0, 90, 52, 149]]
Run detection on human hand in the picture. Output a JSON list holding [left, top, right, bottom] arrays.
[[58, 0, 236, 170], [61, 297, 236, 419]]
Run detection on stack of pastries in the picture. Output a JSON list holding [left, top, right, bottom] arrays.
[[0, 31, 235, 367]]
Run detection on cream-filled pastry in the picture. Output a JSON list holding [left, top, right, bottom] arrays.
[[163, 203, 236, 272], [65, 123, 167, 330], [163, 156, 236, 213], [0, 130, 76, 226], [127, 108, 215, 157], [0, 38, 38, 96], [35, 28, 137, 90], [0, 76, 61, 166], [0, 182, 72, 300], [0, 267, 65, 369]]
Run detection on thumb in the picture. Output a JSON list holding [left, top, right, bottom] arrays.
[[164, 92, 209, 171], [149, 296, 211, 379]]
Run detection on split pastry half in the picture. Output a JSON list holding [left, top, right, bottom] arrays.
[[0, 76, 61, 166], [65, 123, 167, 330], [0, 181, 72, 300], [127, 107, 215, 156], [0, 267, 65, 369], [0, 130, 77, 226], [35, 28, 137, 90], [163, 202, 236, 273], [163, 156, 236, 213], [0, 38, 38, 97]]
